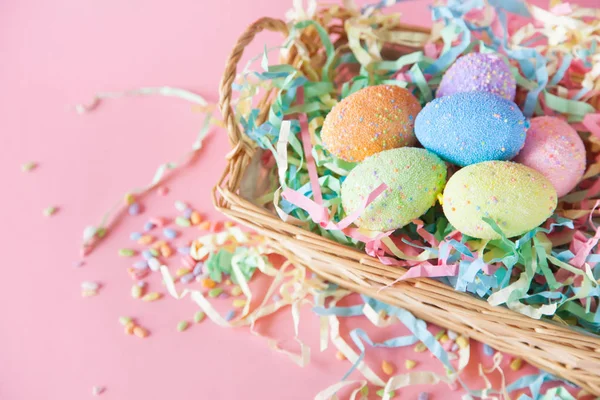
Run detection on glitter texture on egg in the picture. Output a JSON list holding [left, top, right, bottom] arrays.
[[415, 91, 527, 167], [341, 148, 447, 231], [321, 85, 422, 162], [436, 52, 517, 101], [513, 116, 586, 197], [442, 161, 558, 239]]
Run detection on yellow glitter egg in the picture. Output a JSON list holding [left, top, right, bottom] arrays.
[[321, 85, 421, 162], [442, 161, 557, 239]]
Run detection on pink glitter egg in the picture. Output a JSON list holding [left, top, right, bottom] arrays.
[[513, 116, 586, 197]]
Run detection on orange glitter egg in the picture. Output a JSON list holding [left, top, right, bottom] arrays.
[[321, 85, 421, 162]]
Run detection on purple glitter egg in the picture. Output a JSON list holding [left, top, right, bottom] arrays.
[[436, 52, 516, 101]]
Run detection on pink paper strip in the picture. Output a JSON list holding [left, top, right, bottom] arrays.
[[281, 183, 388, 230], [569, 200, 600, 268], [392, 262, 460, 282], [343, 228, 390, 244], [583, 113, 600, 139], [413, 219, 438, 246], [321, 183, 387, 230], [424, 42, 438, 59], [281, 188, 329, 223], [550, 2, 573, 15], [299, 113, 323, 205]]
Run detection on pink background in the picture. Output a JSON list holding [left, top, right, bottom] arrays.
[[0, 0, 596, 399]]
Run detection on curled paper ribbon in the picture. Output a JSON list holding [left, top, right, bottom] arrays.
[[281, 183, 388, 231], [279, 111, 393, 241], [76, 86, 214, 256], [77, 0, 600, 346]]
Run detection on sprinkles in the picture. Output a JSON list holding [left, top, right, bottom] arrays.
[[43, 206, 58, 217], [177, 320, 189, 332], [92, 386, 105, 396], [21, 161, 37, 172], [71, 1, 600, 397], [118, 248, 136, 257]]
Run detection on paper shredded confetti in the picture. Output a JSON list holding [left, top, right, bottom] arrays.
[[75, 86, 214, 257], [222, 0, 600, 337], [376, 388, 395, 398], [74, 195, 585, 398], [74, 1, 600, 397], [224, 310, 236, 321]]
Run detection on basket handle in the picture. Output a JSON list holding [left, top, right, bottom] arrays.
[[219, 17, 289, 157]]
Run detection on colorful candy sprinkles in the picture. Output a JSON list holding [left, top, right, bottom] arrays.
[[174, 201, 187, 211], [74, 194, 589, 398], [141, 292, 162, 302], [128, 202, 141, 216], [91, 386, 105, 396], [133, 326, 149, 338], [417, 392, 430, 400], [483, 344, 494, 357], [43, 206, 58, 217], [71, 0, 600, 397], [118, 248, 136, 257], [381, 360, 394, 375], [21, 161, 37, 172], [224, 310, 236, 322], [217, 5, 600, 374], [194, 311, 205, 323], [177, 320, 189, 332]]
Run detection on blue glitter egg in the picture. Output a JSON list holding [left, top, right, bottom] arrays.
[[415, 92, 528, 167]]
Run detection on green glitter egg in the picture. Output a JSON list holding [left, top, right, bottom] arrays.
[[442, 161, 557, 239], [341, 148, 447, 231]]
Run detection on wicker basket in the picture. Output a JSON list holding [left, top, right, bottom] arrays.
[[214, 15, 600, 395]]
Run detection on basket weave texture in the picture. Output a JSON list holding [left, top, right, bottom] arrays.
[[214, 15, 600, 395]]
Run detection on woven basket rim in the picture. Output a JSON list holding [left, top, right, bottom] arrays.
[[214, 14, 600, 396]]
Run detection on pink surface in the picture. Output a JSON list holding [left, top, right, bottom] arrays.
[[0, 1, 595, 399]]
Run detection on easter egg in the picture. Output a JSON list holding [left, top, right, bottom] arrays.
[[321, 85, 422, 162], [342, 147, 447, 231], [513, 116, 586, 197], [442, 161, 557, 239], [414, 91, 527, 167], [437, 52, 516, 101]]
